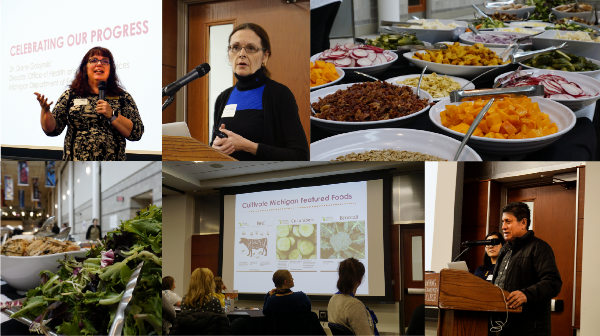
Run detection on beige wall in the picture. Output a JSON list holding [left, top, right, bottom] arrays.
[[163, 193, 195, 298], [580, 162, 600, 335]]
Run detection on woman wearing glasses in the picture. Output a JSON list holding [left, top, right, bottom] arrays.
[[35, 46, 143, 160], [210, 23, 309, 161], [474, 232, 505, 282]]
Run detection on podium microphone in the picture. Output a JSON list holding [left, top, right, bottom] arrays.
[[461, 239, 501, 247], [162, 63, 211, 97], [98, 81, 106, 101]]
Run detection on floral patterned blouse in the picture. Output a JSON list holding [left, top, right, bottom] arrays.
[[44, 89, 144, 161]]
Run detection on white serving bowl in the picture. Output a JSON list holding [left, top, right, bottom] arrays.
[[429, 97, 576, 156], [310, 128, 482, 161], [403, 45, 513, 79], [484, 5, 536, 19], [459, 32, 534, 50], [384, 74, 475, 101], [310, 50, 398, 78], [496, 27, 546, 35], [310, 83, 433, 134], [551, 7, 597, 20], [310, 67, 345, 91], [494, 69, 600, 111], [507, 21, 555, 29], [386, 19, 467, 43], [531, 30, 600, 59], [1, 250, 89, 293], [519, 57, 600, 81]]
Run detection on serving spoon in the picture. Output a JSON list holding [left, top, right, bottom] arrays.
[[454, 98, 495, 160], [417, 65, 428, 98]]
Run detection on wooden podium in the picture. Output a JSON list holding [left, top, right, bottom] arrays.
[[425, 268, 521, 336], [162, 135, 237, 161]]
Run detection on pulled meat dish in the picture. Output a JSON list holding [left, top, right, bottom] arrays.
[[311, 81, 429, 122]]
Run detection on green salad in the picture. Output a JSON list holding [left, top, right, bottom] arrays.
[[545, 23, 595, 32], [10, 206, 163, 335], [367, 33, 424, 50]]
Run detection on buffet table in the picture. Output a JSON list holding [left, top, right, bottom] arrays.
[[311, 61, 598, 160], [0, 280, 36, 336]]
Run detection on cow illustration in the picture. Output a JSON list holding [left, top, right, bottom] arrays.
[[239, 238, 268, 257]]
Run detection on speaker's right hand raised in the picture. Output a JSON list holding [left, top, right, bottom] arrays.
[[34, 92, 53, 113]]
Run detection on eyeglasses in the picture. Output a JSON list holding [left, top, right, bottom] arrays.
[[88, 58, 110, 66], [227, 44, 265, 54]]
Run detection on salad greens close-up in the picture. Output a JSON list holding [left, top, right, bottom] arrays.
[[10, 205, 163, 335]]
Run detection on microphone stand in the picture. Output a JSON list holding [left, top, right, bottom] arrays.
[[162, 96, 175, 111], [452, 246, 472, 262]]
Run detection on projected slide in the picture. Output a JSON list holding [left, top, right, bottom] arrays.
[[233, 181, 369, 295], [1, 0, 161, 153]]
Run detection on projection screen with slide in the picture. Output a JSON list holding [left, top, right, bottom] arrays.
[[221, 172, 392, 301], [1, 0, 161, 155]]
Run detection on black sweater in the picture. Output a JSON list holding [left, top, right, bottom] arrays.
[[491, 231, 562, 336], [211, 68, 309, 161]]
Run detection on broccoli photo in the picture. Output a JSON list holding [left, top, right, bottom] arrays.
[[320, 221, 365, 259]]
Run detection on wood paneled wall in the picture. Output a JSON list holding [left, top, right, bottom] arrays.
[[162, 0, 178, 124], [461, 181, 490, 272], [507, 185, 576, 336], [191, 234, 220, 276]]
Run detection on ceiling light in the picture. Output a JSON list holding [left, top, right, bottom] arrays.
[[86, 167, 91, 174], [55, 204, 58, 209], [9, 206, 12, 209], [30, 212, 33, 216], [21, 212, 25, 216], [194, 161, 204, 163]]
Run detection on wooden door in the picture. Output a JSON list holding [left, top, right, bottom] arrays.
[[507, 184, 576, 336], [401, 224, 425, 328], [187, 0, 310, 145]]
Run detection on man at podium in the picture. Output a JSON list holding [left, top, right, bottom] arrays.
[[491, 202, 562, 336]]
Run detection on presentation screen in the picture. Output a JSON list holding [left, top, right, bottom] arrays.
[[221, 175, 391, 300], [0, 0, 161, 154]]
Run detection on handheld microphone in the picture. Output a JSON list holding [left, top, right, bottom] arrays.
[[461, 239, 501, 247], [162, 63, 211, 97], [98, 81, 106, 101]]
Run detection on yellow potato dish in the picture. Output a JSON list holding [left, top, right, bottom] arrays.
[[412, 43, 509, 66]]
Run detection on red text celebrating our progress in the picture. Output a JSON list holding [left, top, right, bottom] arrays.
[[10, 20, 149, 56]]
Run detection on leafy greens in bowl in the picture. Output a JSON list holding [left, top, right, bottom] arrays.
[[9, 205, 162, 335]]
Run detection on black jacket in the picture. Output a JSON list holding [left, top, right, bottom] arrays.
[[169, 310, 231, 335], [265, 311, 326, 335], [491, 230, 562, 336], [85, 224, 101, 240], [210, 68, 309, 161]]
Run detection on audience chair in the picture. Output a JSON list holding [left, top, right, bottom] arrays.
[[265, 311, 326, 335], [328, 322, 354, 335]]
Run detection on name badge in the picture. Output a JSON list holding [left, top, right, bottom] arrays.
[[487, 274, 493, 281], [74, 99, 88, 106], [222, 104, 237, 118], [106, 96, 119, 100]]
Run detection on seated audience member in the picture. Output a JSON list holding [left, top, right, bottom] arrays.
[[162, 275, 182, 307], [263, 269, 311, 315], [328, 258, 377, 336], [214, 276, 226, 307], [474, 232, 505, 282], [214, 276, 239, 308], [181, 268, 224, 314], [175, 268, 246, 335], [162, 292, 176, 334]]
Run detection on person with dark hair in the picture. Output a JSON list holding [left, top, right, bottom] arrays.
[[36, 46, 144, 161], [85, 218, 101, 240], [328, 258, 376, 336], [51, 222, 60, 235], [163, 276, 182, 307], [210, 23, 309, 161], [263, 269, 311, 315], [490, 202, 562, 336], [474, 232, 505, 282]]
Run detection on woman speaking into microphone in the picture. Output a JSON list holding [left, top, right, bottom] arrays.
[[35, 46, 144, 161], [211, 23, 309, 161]]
